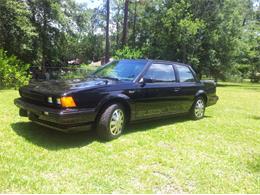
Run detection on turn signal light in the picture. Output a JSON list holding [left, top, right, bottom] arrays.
[[60, 96, 76, 108]]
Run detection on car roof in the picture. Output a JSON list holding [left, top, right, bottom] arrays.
[[119, 59, 190, 67], [149, 59, 191, 67]]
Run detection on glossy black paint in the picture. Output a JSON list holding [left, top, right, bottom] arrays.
[[14, 60, 218, 132]]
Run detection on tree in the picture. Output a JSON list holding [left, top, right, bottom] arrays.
[[26, 0, 94, 67], [0, 0, 37, 64], [236, 0, 260, 82], [111, 0, 124, 49], [122, 0, 129, 46], [27, 0, 68, 69], [0, 0, 259, 83], [105, 0, 110, 63], [128, 0, 250, 80]]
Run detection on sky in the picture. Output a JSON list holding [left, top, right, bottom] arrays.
[[74, 0, 103, 9]]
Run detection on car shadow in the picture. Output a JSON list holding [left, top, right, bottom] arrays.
[[126, 115, 212, 134], [11, 115, 211, 150], [217, 83, 242, 87], [251, 115, 260, 120], [11, 122, 97, 150]]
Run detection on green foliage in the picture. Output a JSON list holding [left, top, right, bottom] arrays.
[[113, 46, 143, 59], [133, 0, 253, 80], [222, 69, 244, 83], [234, 3, 260, 83], [0, 49, 30, 89], [0, 0, 37, 63], [0, 0, 259, 84], [250, 72, 260, 83], [59, 64, 97, 80]]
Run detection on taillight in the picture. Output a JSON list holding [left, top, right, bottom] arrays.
[[59, 96, 77, 108]]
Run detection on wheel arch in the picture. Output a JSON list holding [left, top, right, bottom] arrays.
[[95, 95, 132, 124], [195, 90, 208, 105]]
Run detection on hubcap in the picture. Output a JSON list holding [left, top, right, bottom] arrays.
[[110, 109, 124, 135], [194, 99, 205, 118]]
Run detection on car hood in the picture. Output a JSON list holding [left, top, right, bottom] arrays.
[[25, 78, 113, 95]]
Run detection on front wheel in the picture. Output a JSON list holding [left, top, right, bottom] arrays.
[[97, 104, 125, 141], [190, 97, 205, 120]]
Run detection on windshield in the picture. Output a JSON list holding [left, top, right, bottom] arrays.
[[92, 60, 148, 81]]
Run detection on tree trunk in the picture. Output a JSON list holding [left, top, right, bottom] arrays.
[[132, 0, 137, 47], [116, 5, 120, 48], [122, 0, 129, 47], [42, 5, 47, 72], [105, 0, 110, 63]]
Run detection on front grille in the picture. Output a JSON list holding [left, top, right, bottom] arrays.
[[20, 90, 46, 105]]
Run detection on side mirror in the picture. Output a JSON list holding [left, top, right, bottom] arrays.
[[139, 78, 145, 86], [139, 77, 153, 86]]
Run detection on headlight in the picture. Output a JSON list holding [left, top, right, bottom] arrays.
[[56, 98, 61, 105], [48, 97, 53, 103]]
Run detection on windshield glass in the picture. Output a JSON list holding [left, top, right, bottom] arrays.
[[92, 60, 148, 81]]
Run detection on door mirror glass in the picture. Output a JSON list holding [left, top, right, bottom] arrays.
[[139, 77, 153, 85], [141, 77, 153, 83]]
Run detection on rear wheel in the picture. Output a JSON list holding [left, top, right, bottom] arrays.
[[190, 97, 205, 120], [97, 104, 125, 141]]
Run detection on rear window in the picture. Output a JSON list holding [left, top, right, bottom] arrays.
[[175, 65, 195, 82]]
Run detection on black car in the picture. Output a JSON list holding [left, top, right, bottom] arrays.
[[15, 59, 218, 140]]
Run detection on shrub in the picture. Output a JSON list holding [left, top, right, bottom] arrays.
[[250, 72, 260, 83], [0, 49, 30, 89], [113, 46, 143, 60], [221, 68, 243, 83], [54, 64, 97, 80]]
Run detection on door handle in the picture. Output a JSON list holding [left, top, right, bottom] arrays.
[[173, 87, 181, 92]]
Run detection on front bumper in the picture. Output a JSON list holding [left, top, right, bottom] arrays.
[[207, 95, 219, 106], [14, 98, 96, 132]]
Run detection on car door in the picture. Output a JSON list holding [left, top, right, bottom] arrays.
[[174, 64, 201, 113], [134, 63, 181, 119]]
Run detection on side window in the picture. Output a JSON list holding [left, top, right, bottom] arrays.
[[144, 64, 176, 82], [176, 65, 195, 82]]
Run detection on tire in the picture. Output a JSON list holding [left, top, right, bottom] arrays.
[[97, 104, 125, 141], [190, 97, 205, 120]]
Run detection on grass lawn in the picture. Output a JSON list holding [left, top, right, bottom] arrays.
[[0, 82, 259, 193]]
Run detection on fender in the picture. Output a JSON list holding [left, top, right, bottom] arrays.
[[95, 91, 133, 121]]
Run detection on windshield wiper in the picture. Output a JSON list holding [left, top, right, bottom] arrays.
[[89, 75, 119, 81], [99, 76, 119, 81], [88, 74, 98, 78]]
